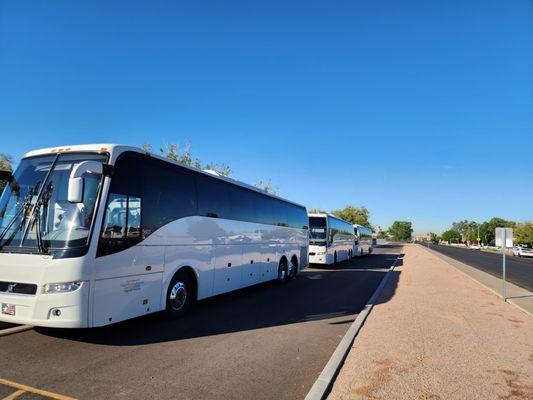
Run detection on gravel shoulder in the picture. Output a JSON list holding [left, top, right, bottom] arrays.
[[328, 244, 533, 400]]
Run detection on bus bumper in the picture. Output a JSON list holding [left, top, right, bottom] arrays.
[[309, 253, 327, 264], [0, 283, 89, 328]]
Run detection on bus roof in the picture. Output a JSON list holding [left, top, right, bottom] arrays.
[[308, 212, 353, 225], [23, 143, 306, 209], [354, 224, 373, 232]]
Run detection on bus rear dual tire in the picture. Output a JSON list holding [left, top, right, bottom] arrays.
[[278, 257, 298, 283]]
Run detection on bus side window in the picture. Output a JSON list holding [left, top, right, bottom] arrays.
[[126, 196, 142, 239], [102, 194, 128, 239], [100, 194, 143, 255]]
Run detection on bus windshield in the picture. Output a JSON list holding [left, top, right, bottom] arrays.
[[0, 153, 106, 253], [309, 216, 327, 246]]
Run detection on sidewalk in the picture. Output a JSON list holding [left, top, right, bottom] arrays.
[[328, 244, 533, 400]]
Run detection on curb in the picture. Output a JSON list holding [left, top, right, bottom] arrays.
[[419, 245, 532, 318], [0, 325, 33, 337], [304, 254, 402, 400]]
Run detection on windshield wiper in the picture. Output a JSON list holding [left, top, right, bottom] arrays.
[[33, 183, 53, 254], [20, 153, 60, 252], [0, 186, 39, 249]]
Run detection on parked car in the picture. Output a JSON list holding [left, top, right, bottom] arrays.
[[513, 246, 533, 258]]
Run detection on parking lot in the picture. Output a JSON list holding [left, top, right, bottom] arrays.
[[0, 245, 402, 400]]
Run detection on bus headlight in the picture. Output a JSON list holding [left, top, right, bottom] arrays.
[[42, 281, 83, 294]]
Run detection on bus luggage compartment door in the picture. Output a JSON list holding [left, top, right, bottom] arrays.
[[213, 244, 243, 295]]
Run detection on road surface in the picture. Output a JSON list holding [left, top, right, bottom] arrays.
[[426, 243, 533, 292], [0, 245, 403, 400]]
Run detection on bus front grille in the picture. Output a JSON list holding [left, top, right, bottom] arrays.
[[0, 281, 37, 295]]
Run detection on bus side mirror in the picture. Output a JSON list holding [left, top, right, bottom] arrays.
[[0, 170, 13, 183], [68, 177, 85, 203], [68, 161, 103, 203]]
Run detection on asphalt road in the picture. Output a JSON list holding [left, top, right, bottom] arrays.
[[426, 243, 533, 292], [0, 245, 403, 400]]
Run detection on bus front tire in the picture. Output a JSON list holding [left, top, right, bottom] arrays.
[[278, 258, 288, 283], [288, 256, 298, 279], [165, 271, 195, 319]]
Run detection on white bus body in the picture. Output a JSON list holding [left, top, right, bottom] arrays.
[[308, 213, 355, 265], [354, 224, 373, 256], [0, 144, 309, 328]]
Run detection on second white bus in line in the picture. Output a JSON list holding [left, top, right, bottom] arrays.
[[308, 213, 355, 265]]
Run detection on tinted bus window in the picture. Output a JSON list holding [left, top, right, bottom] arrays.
[[255, 192, 275, 225], [272, 199, 288, 227], [197, 175, 231, 219], [288, 205, 306, 229], [229, 186, 257, 223], [140, 156, 197, 234]]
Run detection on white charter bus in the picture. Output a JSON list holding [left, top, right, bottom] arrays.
[[354, 224, 373, 256], [0, 144, 309, 328], [308, 213, 355, 265]]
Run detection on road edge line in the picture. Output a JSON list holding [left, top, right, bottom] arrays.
[[0, 325, 33, 337], [304, 253, 402, 400], [419, 245, 533, 318]]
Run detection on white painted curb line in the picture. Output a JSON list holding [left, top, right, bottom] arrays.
[[0, 325, 33, 337], [305, 255, 402, 400]]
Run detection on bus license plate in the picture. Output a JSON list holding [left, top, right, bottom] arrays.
[[1, 303, 15, 316]]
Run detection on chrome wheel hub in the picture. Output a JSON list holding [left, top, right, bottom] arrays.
[[169, 282, 187, 311]]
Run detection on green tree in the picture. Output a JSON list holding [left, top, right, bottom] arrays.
[[331, 205, 371, 228], [428, 232, 439, 243], [253, 179, 279, 195], [376, 230, 389, 239], [143, 142, 232, 177], [465, 227, 478, 244], [388, 221, 413, 241], [451, 220, 478, 242], [441, 229, 461, 243], [479, 217, 515, 246], [0, 153, 13, 193], [514, 222, 533, 247]]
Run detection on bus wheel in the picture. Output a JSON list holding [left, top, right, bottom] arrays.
[[288, 256, 298, 279], [165, 271, 194, 318], [278, 258, 288, 283]]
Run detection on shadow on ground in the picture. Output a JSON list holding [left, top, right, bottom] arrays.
[[374, 252, 404, 306], [36, 248, 403, 346], [0, 322, 17, 331]]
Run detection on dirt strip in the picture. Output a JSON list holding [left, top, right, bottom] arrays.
[[328, 244, 533, 400]]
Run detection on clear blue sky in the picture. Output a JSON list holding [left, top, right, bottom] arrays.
[[1, 1, 531, 234]]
